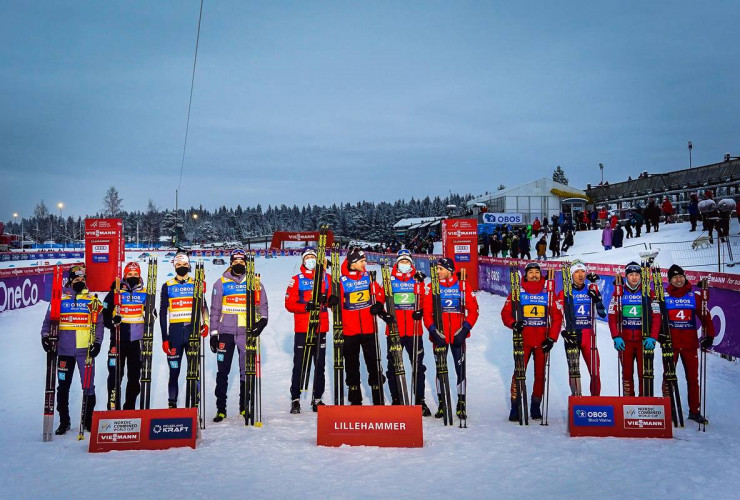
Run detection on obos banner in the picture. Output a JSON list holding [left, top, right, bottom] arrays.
[[481, 213, 524, 225], [568, 396, 672, 438]]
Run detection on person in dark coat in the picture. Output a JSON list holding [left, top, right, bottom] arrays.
[[612, 223, 625, 248], [561, 230, 574, 254], [549, 229, 561, 258], [518, 232, 531, 259], [510, 234, 519, 259], [490, 234, 501, 257], [688, 194, 699, 232], [631, 210, 644, 237]]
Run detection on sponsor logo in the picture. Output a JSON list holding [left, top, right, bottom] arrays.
[[623, 405, 666, 429], [92, 244, 109, 254], [169, 360, 179, 369], [0, 278, 40, 312], [149, 418, 193, 440], [97, 418, 141, 443], [573, 405, 615, 427]]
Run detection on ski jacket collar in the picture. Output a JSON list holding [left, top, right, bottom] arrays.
[[667, 282, 693, 297], [521, 277, 546, 294], [299, 264, 318, 278], [439, 275, 459, 287], [222, 269, 245, 283]]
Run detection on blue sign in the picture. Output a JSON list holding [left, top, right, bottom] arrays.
[[455, 254, 471, 262], [92, 254, 109, 263], [573, 405, 615, 427], [149, 418, 193, 440]]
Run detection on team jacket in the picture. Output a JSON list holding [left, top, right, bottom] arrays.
[[384, 263, 425, 337], [500, 278, 562, 347], [103, 280, 147, 342], [337, 259, 384, 336], [423, 274, 479, 343], [284, 264, 330, 333], [663, 282, 715, 349], [556, 283, 605, 337], [40, 287, 105, 357], [209, 269, 268, 340], [159, 276, 209, 347], [607, 284, 661, 342]]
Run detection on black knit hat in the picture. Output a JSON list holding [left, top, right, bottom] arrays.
[[524, 262, 541, 274], [346, 247, 366, 266], [624, 261, 641, 276], [437, 257, 455, 273], [667, 264, 685, 280]]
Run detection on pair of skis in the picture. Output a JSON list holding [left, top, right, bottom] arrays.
[[299, 226, 328, 404], [561, 262, 582, 396], [330, 244, 345, 405], [243, 253, 262, 426], [139, 256, 158, 409], [430, 261, 454, 426], [185, 261, 206, 430], [42, 267, 64, 442]]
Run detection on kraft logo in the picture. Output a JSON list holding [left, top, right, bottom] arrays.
[[150, 418, 192, 440]]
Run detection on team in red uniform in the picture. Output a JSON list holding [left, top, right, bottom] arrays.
[[608, 261, 661, 396], [423, 257, 479, 420], [284, 247, 334, 414], [661, 265, 714, 424], [501, 263, 562, 421], [384, 251, 431, 415]]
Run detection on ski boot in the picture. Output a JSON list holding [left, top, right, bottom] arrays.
[[530, 396, 542, 420], [168, 400, 177, 409], [213, 411, 226, 423], [311, 400, 325, 412], [55, 414, 71, 436], [290, 399, 301, 414], [348, 386, 363, 405], [371, 385, 384, 406], [418, 399, 432, 417], [509, 398, 519, 422], [391, 397, 401, 406], [688, 412, 709, 425], [456, 397, 467, 420]]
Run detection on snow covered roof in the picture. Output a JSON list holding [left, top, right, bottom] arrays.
[[467, 178, 588, 206], [393, 216, 444, 228]]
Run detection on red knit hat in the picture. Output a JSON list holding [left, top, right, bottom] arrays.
[[123, 262, 141, 277]]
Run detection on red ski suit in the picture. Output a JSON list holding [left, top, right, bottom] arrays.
[[384, 263, 425, 337], [284, 264, 331, 334], [608, 284, 661, 396], [337, 259, 384, 336], [422, 274, 479, 343], [661, 282, 715, 414], [501, 278, 563, 399]]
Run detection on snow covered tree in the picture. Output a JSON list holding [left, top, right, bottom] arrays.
[[498, 184, 506, 190], [553, 166, 568, 185], [103, 186, 123, 217], [161, 211, 185, 246]]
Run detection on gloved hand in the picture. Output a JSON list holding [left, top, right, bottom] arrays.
[[209, 334, 219, 354], [412, 309, 424, 320], [700, 336, 714, 350], [453, 322, 471, 346], [162, 341, 175, 355], [541, 337, 555, 353], [305, 302, 319, 312], [587, 285, 601, 301], [413, 271, 427, 282], [613, 337, 626, 351], [369, 303, 385, 316], [250, 317, 268, 337], [89, 342, 102, 358], [317, 293, 328, 305], [512, 320, 525, 334], [41, 336, 53, 353], [643, 337, 656, 350], [200, 323, 209, 338], [596, 301, 607, 318], [327, 295, 339, 307], [379, 312, 396, 325], [428, 324, 446, 347], [586, 272, 599, 283], [112, 315, 122, 326]]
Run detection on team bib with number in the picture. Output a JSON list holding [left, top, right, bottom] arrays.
[[665, 293, 697, 330], [341, 275, 372, 311], [440, 282, 462, 313], [571, 288, 592, 328], [120, 291, 146, 324], [391, 277, 416, 310], [520, 290, 547, 327], [167, 279, 195, 324], [59, 294, 96, 348], [621, 292, 643, 329]]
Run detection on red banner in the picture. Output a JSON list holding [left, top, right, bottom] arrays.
[[88, 408, 198, 453], [568, 396, 673, 438], [84, 218, 124, 292], [317, 406, 423, 447], [442, 218, 479, 289]]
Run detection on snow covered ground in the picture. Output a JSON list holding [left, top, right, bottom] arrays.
[[1, 248, 739, 499]]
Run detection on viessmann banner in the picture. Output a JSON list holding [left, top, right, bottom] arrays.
[[479, 257, 740, 358]]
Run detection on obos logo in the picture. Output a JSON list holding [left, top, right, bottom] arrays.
[[573, 405, 614, 427]]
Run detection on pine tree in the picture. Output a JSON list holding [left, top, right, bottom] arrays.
[[553, 166, 568, 185]]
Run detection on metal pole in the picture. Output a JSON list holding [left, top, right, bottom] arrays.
[[718, 234, 722, 273], [688, 141, 693, 169]]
